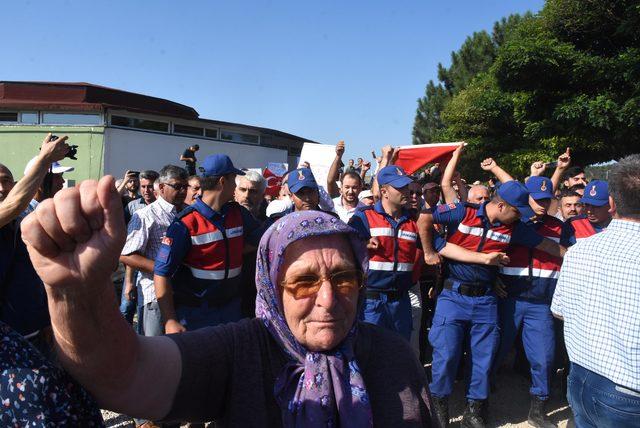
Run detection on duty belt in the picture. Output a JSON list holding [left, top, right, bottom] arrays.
[[365, 289, 404, 301], [443, 279, 491, 297]]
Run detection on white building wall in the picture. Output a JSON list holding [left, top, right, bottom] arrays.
[[103, 127, 287, 177]]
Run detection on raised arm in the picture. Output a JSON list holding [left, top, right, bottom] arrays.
[[0, 133, 69, 228], [371, 145, 394, 200], [21, 176, 181, 421], [551, 148, 571, 192], [441, 143, 464, 204], [480, 158, 514, 183], [327, 140, 345, 198], [417, 210, 442, 265]]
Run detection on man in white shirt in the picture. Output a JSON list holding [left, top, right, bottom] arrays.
[[120, 165, 188, 337], [327, 141, 366, 222], [551, 155, 640, 427]]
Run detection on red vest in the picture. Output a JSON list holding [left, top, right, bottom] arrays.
[[500, 215, 563, 280], [447, 205, 515, 254], [571, 217, 597, 240], [180, 204, 244, 281], [363, 209, 418, 274]]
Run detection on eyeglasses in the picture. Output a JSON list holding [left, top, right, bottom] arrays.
[[163, 182, 188, 191], [280, 269, 365, 299]]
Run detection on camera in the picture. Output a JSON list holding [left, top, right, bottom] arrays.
[[50, 135, 79, 160]]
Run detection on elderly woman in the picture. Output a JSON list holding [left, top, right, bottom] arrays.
[[20, 177, 434, 426]]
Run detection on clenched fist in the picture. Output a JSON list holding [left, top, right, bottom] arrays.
[[21, 176, 126, 290]]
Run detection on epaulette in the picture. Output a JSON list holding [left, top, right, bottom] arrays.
[[176, 204, 197, 219]]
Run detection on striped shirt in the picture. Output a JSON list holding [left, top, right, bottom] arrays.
[[551, 219, 640, 391]]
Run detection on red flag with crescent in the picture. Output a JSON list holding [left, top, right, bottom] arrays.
[[264, 166, 284, 197]]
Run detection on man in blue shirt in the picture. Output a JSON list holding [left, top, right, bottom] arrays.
[[153, 155, 263, 334], [560, 180, 611, 247], [418, 180, 565, 428]]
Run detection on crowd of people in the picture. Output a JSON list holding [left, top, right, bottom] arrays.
[[0, 132, 638, 428]]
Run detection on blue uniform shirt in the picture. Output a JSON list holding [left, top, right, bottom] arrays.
[[349, 202, 446, 292], [560, 214, 607, 247], [434, 202, 543, 285], [154, 199, 263, 278]]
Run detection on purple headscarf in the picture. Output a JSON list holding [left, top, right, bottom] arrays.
[[255, 210, 373, 428]]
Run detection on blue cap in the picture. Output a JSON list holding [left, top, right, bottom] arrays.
[[288, 168, 318, 194], [580, 180, 609, 206], [200, 154, 245, 177], [377, 165, 413, 189], [526, 176, 554, 200], [497, 180, 535, 219]]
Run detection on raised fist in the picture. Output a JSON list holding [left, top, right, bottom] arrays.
[[335, 140, 345, 157], [21, 176, 126, 290], [480, 158, 497, 171]]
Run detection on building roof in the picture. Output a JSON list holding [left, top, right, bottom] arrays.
[[0, 81, 198, 119], [0, 81, 316, 143]]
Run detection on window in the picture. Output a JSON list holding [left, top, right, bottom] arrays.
[[111, 115, 169, 132], [42, 113, 102, 125], [205, 128, 218, 139], [0, 112, 18, 123], [174, 124, 204, 136], [20, 112, 38, 124], [220, 130, 259, 145]]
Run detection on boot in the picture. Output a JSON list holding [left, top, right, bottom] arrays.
[[461, 399, 487, 428], [431, 395, 449, 428], [527, 396, 556, 428]]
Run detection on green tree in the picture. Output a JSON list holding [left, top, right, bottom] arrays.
[[413, 0, 640, 179]]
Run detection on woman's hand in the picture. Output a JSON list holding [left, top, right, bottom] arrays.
[[21, 176, 126, 290]]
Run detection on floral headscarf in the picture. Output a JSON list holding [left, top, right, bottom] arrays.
[[255, 210, 372, 427]]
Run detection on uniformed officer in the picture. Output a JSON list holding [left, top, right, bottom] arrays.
[[349, 166, 506, 344], [418, 180, 565, 428], [494, 176, 563, 428], [560, 180, 611, 246], [348, 165, 422, 340], [153, 154, 263, 334]]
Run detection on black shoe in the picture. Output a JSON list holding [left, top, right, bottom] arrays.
[[528, 396, 556, 428], [461, 400, 487, 428], [431, 395, 449, 428]]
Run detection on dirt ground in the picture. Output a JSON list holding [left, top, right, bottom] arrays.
[[101, 365, 573, 427]]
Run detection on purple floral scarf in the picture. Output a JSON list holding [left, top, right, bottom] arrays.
[[255, 210, 373, 428]]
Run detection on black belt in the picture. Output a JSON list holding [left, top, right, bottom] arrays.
[[365, 289, 404, 301], [443, 279, 491, 297], [174, 290, 239, 308]]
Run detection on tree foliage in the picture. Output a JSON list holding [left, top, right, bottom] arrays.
[[412, 0, 640, 179]]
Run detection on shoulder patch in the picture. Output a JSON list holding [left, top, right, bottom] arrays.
[[161, 236, 173, 246], [437, 203, 457, 213]]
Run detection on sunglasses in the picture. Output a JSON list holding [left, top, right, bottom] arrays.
[[280, 269, 365, 299], [163, 182, 188, 191]]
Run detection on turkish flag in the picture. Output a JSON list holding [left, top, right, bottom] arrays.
[[263, 167, 284, 197], [394, 142, 463, 175]]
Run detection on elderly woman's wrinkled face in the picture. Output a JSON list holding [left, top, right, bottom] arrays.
[[279, 234, 360, 352]]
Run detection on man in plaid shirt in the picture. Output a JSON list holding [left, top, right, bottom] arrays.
[[552, 155, 640, 427], [120, 165, 188, 337]]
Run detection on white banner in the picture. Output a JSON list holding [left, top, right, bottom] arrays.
[[299, 142, 336, 191]]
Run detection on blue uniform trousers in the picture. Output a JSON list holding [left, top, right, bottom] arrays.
[[361, 292, 412, 340], [429, 289, 499, 400], [175, 297, 243, 331], [494, 297, 555, 399]]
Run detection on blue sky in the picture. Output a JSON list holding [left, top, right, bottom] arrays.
[[2, 0, 544, 161]]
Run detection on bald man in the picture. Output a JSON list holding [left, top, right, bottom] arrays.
[[467, 185, 491, 204]]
